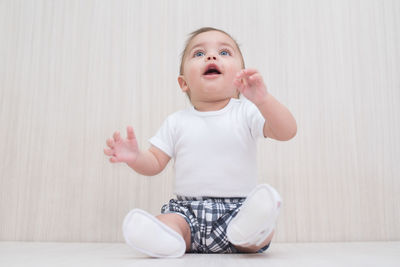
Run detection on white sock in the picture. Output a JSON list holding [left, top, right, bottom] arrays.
[[122, 209, 186, 258], [227, 184, 282, 246]]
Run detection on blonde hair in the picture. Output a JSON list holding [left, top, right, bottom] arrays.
[[179, 27, 245, 75]]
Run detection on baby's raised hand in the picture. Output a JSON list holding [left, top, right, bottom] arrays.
[[104, 126, 139, 164], [233, 69, 268, 106]]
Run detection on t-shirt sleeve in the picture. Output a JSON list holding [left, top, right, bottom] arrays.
[[148, 114, 175, 158], [243, 98, 266, 139]]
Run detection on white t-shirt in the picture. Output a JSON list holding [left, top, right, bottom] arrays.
[[149, 97, 266, 197]]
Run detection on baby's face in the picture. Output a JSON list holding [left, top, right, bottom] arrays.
[[179, 31, 243, 103]]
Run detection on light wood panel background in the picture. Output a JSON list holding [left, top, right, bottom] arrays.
[[0, 0, 399, 242]]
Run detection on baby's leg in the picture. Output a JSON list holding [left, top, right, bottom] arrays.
[[233, 231, 274, 253], [156, 213, 191, 252], [227, 184, 281, 253], [123, 209, 190, 257]]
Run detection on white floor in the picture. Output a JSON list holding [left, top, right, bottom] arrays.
[[1, 241, 399, 267]]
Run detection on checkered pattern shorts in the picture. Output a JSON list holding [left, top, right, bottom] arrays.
[[161, 196, 270, 254]]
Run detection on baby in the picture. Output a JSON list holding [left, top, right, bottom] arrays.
[[104, 27, 297, 257]]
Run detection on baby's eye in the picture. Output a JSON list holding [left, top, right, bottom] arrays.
[[220, 50, 231, 56], [194, 51, 205, 57]]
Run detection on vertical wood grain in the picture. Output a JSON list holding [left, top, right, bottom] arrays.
[[0, 0, 399, 242]]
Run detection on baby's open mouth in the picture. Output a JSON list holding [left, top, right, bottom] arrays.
[[204, 68, 221, 75], [203, 63, 222, 75]]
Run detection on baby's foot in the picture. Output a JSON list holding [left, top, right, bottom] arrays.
[[227, 184, 282, 246], [122, 209, 186, 258]]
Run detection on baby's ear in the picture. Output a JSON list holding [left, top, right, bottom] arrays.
[[178, 76, 189, 92]]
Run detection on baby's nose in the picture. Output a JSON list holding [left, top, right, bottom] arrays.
[[207, 55, 217, 60]]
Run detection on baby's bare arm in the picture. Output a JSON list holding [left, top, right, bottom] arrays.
[[127, 146, 171, 176], [104, 126, 171, 176], [256, 94, 297, 141], [234, 69, 297, 141]]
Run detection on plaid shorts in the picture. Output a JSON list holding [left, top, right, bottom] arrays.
[[161, 196, 271, 254]]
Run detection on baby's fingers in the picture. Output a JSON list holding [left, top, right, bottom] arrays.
[[106, 138, 115, 148], [242, 68, 259, 76], [109, 157, 120, 163], [234, 75, 248, 93], [235, 68, 257, 80], [127, 126, 136, 140], [248, 73, 264, 86], [103, 148, 114, 156], [113, 131, 121, 142]]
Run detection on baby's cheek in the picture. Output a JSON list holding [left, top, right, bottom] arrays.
[[228, 70, 241, 84]]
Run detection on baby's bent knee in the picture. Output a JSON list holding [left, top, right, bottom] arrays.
[[156, 213, 191, 250]]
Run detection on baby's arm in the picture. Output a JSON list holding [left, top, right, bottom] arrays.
[[127, 146, 171, 176], [255, 93, 297, 141], [104, 126, 171, 176], [234, 69, 297, 141]]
